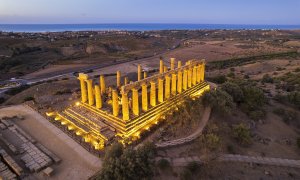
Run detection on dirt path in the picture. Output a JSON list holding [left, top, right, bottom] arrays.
[[0, 105, 101, 180], [155, 107, 211, 148], [156, 154, 300, 168]]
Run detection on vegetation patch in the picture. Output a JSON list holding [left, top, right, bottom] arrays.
[[232, 123, 252, 146], [94, 142, 156, 180]]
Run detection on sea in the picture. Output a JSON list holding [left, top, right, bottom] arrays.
[[0, 24, 300, 32]]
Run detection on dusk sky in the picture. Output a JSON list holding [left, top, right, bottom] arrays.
[[0, 0, 299, 24]]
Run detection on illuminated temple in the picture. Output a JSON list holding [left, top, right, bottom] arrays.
[[47, 58, 210, 150]]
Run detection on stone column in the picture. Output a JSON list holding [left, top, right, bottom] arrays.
[[188, 68, 192, 88], [86, 79, 94, 106], [164, 66, 168, 73], [178, 61, 182, 68], [177, 71, 183, 94], [192, 66, 197, 86], [79, 78, 88, 103], [183, 69, 188, 90], [95, 85, 102, 109], [165, 75, 171, 99], [100, 75, 106, 94], [170, 58, 175, 70], [142, 84, 148, 111], [78, 73, 88, 103], [196, 64, 201, 83], [150, 82, 156, 107], [138, 64, 141, 81], [201, 63, 205, 81], [171, 74, 177, 95], [117, 71, 121, 87], [144, 72, 147, 79], [160, 60, 164, 74], [122, 93, 129, 120], [124, 77, 129, 85], [132, 88, 139, 116], [158, 78, 164, 103], [112, 89, 119, 117]]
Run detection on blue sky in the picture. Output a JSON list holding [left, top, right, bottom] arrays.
[[0, 0, 299, 24]]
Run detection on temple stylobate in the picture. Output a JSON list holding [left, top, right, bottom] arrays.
[[47, 58, 210, 150]]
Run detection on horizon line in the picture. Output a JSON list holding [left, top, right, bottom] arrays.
[[1, 23, 300, 26]]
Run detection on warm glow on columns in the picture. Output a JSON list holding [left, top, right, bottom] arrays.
[[192, 66, 197, 85], [188, 68, 192, 88], [183, 70, 188, 91], [165, 75, 171, 99], [95, 85, 102, 109], [178, 61, 182, 68], [138, 64, 142, 81], [150, 81, 156, 107], [177, 71, 183, 93], [86, 79, 94, 106], [170, 58, 175, 70], [100, 75, 106, 94], [79, 79, 87, 103], [142, 84, 148, 111], [132, 88, 139, 116], [158, 78, 164, 103], [171, 74, 177, 95], [112, 89, 119, 117], [196, 65, 201, 83], [117, 71, 121, 87], [122, 93, 129, 120], [144, 71, 147, 79], [160, 60, 164, 74], [164, 66, 168, 73], [202, 63, 205, 81], [124, 77, 129, 85]]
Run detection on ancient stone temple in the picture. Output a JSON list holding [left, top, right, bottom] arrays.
[[47, 58, 210, 150]]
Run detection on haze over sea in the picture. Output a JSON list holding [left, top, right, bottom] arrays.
[[0, 24, 300, 32]]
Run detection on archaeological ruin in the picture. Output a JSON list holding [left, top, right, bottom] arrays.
[[47, 58, 210, 150]]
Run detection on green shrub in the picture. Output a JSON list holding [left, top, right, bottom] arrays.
[[205, 133, 221, 150], [206, 75, 227, 84], [96, 142, 156, 180], [221, 82, 244, 103], [227, 72, 235, 78], [232, 123, 251, 146], [202, 89, 235, 115], [248, 110, 266, 121]]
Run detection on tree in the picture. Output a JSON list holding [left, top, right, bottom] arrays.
[[202, 89, 235, 115], [95, 142, 156, 180], [221, 82, 244, 103]]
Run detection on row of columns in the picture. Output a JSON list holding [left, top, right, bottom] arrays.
[[116, 62, 205, 120], [78, 60, 205, 121]]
